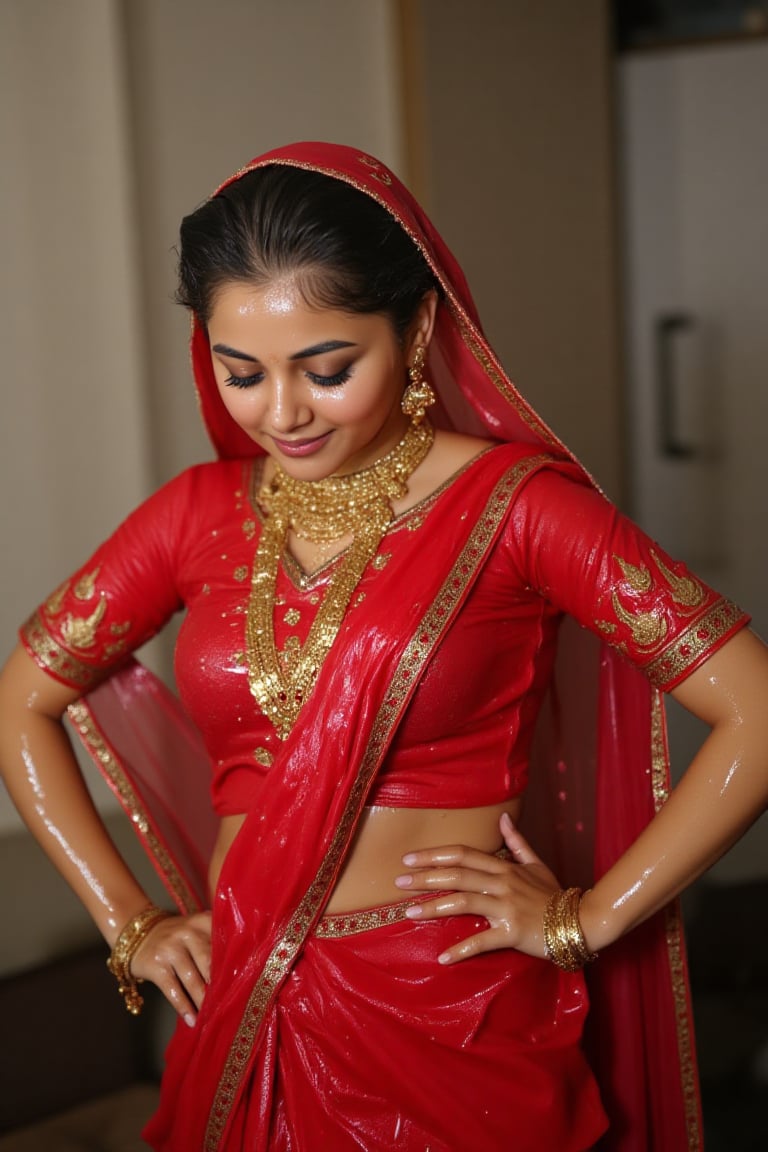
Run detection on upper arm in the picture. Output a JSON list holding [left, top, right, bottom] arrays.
[[670, 626, 768, 729], [0, 642, 83, 721], [17, 468, 198, 694], [504, 467, 750, 691]]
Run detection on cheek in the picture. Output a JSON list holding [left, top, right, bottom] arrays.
[[216, 383, 264, 426], [311, 373, 399, 422]]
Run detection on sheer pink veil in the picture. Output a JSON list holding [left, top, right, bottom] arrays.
[[72, 142, 702, 1151]]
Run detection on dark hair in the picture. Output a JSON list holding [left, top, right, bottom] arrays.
[[176, 166, 439, 340]]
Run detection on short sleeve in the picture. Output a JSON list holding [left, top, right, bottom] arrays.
[[504, 467, 750, 691], [20, 469, 199, 690]]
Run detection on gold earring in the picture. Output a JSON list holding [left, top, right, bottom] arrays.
[[401, 346, 436, 424]]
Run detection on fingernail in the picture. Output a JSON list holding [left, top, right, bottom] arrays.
[[501, 812, 514, 831], [405, 904, 422, 918], [394, 874, 413, 888], [437, 951, 452, 965], [402, 853, 418, 866], [184, 1013, 196, 1028]]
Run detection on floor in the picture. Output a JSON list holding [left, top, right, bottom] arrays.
[[686, 879, 768, 1150]]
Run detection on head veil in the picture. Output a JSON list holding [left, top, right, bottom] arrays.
[[76, 143, 702, 1151]]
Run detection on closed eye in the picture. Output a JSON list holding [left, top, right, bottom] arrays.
[[306, 367, 352, 388], [224, 372, 264, 389]]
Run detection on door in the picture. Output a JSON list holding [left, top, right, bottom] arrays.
[[618, 39, 768, 877]]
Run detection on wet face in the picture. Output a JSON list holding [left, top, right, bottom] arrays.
[[207, 277, 427, 479]]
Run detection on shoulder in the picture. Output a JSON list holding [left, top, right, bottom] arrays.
[[149, 458, 256, 510], [412, 430, 552, 506]]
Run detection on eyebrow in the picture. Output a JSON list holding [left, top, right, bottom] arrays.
[[211, 339, 357, 363]]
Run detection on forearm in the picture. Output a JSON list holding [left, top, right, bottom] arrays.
[[0, 651, 152, 946], [580, 633, 768, 952]]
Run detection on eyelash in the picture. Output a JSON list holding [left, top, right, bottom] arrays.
[[307, 368, 352, 388], [224, 367, 353, 390]]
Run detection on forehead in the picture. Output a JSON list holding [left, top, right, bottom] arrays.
[[207, 278, 393, 352]]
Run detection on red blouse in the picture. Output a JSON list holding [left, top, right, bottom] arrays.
[[21, 451, 748, 816]]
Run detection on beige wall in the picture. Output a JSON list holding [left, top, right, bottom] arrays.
[[402, 0, 624, 498], [0, 0, 405, 970], [121, 0, 405, 488]]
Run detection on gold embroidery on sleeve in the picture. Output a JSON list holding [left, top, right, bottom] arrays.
[[644, 598, 745, 687], [45, 581, 70, 616], [21, 611, 99, 688], [614, 556, 652, 593], [61, 596, 107, 650], [74, 567, 101, 600], [103, 640, 127, 659], [651, 550, 705, 610], [611, 591, 668, 650]]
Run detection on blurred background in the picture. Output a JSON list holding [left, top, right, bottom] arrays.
[[0, 1, 766, 1147]]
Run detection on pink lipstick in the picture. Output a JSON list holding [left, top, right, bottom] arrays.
[[270, 431, 332, 458]]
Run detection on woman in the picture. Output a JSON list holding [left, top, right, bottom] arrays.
[[1, 142, 766, 1152]]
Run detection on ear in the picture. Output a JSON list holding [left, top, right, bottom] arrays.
[[404, 290, 439, 364]]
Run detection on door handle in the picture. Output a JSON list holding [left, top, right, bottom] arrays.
[[655, 312, 696, 458]]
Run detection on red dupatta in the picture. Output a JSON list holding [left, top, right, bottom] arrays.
[[75, 143, 702, 1151]]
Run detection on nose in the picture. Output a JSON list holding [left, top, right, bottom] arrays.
[[268, 375, 311, 433]]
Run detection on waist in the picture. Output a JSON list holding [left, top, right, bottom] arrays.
[[317, 846, 512, 937], [210, 799, 523, 910], [323, 799, 520, 914]]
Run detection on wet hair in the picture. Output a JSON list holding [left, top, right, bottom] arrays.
[[176, 165, 439, 340]]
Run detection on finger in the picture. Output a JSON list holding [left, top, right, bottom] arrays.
[[134, 927, 211, 1014], [436, 925, 505, 965], [160, 970, 201, 1027], [404, 891, 493, 921], [179, 915, 213, 986], [499, 813, 541, 866], [175, 955, 209, 1012], [401, 844, 509, 872], [187, 937, 212, 986], [395, 865, 506, 896]]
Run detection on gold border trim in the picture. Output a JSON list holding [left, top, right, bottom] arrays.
[[203, 454, 549, 1150], [314, 897, 420, 938], [645, 598, 747, 688], [650, 689, 670, 812], [21, 611, 100, 689], [650, 691, 704, 1149], [67, 701, 201, 915], [664, 902, 705, 1150]]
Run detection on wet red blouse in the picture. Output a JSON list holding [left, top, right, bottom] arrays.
[[21, 451, 748, 816]]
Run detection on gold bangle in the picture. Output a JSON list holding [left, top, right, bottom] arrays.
[[106, 904, 173, 1015], [542, 887, 597, 973]]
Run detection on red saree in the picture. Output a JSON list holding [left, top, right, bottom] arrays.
[[48, 142, 741, 1149]]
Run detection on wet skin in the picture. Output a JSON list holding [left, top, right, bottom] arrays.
[[1, 277, 768, 1024]]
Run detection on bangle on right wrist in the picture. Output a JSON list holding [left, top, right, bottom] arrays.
[[106, 904, 173, 1015]]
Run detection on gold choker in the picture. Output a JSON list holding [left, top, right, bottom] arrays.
[[247, 420, 434, 738], [258, 419, 434, 543]]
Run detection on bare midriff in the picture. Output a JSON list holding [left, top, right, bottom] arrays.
[[208, 797, 523, 912]]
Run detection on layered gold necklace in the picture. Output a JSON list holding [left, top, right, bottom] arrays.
[[246, 419, 434, 739]]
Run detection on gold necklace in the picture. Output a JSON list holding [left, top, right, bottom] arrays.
[[258, 419, 434, 542], [247, 420, 434, 739]]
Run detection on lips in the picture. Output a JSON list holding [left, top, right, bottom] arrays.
[[269, 431, 332, 458]]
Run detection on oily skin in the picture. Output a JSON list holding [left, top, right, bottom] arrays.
[[395, 628, 768, 963], [1, 276, 768, 1023]]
